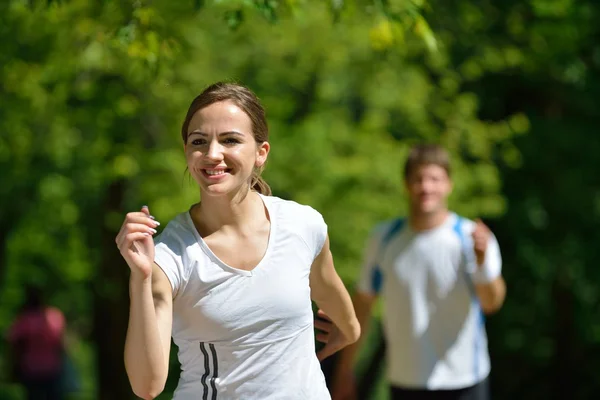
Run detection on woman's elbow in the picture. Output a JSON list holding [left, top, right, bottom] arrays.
[[126, 364, 167, 400], [131, 379, 166, 400], [347, 318, 361, 344]]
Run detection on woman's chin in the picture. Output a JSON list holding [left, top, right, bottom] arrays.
[[200, 182, 248, 198], [201, 184, 230, 196]]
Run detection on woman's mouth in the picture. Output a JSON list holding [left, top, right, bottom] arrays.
[[201, 168, 232, 179]]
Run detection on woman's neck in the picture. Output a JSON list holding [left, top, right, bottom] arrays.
[[192, 189, 264, 236]]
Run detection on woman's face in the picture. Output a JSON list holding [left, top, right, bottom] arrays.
[[184, 101, 269, 197]]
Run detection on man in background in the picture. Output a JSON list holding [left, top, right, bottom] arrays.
[[332, 144, 506, 400]]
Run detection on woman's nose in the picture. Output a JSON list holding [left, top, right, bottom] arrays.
[[206, 140, 224, 161]]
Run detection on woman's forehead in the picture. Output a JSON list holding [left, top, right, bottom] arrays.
[[188, 101, 252, 133]]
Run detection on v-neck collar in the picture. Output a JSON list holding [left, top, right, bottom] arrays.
[[185, 193, 276, 277]]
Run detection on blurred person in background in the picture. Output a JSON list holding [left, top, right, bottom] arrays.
[[331, 144, 506, 400], [115, 82, 360, 400], [6, 285, 67, 400]]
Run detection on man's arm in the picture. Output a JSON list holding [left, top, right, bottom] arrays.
[[472, 219, 506, 314], [475, 277, 506, 314], [327, 222, 386, 399]]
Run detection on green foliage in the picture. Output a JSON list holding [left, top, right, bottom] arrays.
[[421, 1, 600, 398], [6, 0, 598, 398]]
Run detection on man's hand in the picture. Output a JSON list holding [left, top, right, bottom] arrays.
[[471, 219, 507, 314], [472, 218, 491, 266]]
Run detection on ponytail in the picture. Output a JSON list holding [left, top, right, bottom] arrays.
[[250, 169, 271, 195]]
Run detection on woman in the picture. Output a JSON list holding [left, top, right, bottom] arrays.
[[116, 82, 360, 400]]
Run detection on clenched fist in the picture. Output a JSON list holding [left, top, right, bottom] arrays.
[[115, 205, 161, 279], [472, 218, 491, 267]]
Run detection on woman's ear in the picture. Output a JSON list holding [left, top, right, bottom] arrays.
[[255, 141, 270, 168]]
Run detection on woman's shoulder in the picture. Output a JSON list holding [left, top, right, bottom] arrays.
[[154, 211, 197, 250], [262, 194, 323, 220], [157, 211, 194, 237]]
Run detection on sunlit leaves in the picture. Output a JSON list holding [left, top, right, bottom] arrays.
[[0, 1, 539, 396]]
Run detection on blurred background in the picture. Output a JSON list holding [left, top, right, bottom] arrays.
[[1, 0, 599, 399]]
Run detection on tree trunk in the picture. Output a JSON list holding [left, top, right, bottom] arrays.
[[93, 179, 135, 400], [552, 270, 575, 400], [0, 226, 9, 290]]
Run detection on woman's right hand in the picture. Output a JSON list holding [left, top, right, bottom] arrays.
[[115, 206, 160, 279]]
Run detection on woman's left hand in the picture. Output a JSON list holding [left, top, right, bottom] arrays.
[[314, 309, 349, 361]]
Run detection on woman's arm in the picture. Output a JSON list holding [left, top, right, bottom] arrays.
[[124, 263, 173, 400], [309, 235, 360, 359]]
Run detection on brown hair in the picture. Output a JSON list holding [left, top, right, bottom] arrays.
[[181, 81, 271, 195], [403, 144, 451, 180]]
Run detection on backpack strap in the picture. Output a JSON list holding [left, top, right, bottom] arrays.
[[453, 215, 486, 381], [452, 216, 478, 299], [370, 218, 405, 294]]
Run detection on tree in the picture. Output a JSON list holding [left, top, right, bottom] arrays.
[[423, 1, 600, 398], [0, 1, 524, 398]]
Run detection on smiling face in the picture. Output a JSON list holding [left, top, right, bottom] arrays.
[[184, 101, 269, 198]]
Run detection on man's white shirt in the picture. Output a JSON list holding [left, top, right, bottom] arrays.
[[357, 213, 502, 390]]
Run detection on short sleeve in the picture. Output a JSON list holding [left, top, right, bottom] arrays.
[[154, 222, 188, 298], [472, 233, 502, 284], [356, 223, 389, 296], [305, 206, 328, 261]]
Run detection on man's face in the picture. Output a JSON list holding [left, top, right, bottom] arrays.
[[405, 164, 452, 215]]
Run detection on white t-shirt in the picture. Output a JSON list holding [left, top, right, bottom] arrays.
[[153, 194, 331, 400], [357, 213, 502, 390]]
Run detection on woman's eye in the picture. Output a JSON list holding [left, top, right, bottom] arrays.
[[191, 139, 206, 146], [223, 138, 241, 145]]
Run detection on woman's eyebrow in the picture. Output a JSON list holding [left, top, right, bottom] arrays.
[[188, 130, 245, 137]]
